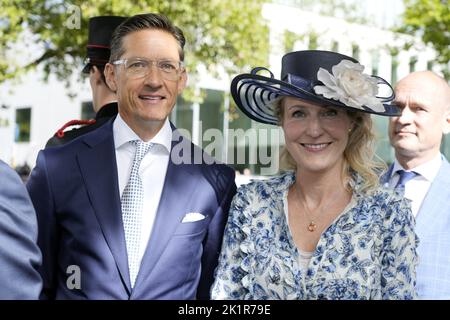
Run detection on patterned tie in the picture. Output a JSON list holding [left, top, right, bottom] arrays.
[[121, 140, 153, 288], [395, 170, 418, 190]]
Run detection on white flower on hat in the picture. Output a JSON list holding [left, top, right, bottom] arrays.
[[313, 60, 385, 112]]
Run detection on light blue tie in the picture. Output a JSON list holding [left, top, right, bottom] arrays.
[[395, 170, 418, 190], [121, 140, 153, 288]]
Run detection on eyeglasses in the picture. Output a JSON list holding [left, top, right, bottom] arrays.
[[112, 58, 184, 81]]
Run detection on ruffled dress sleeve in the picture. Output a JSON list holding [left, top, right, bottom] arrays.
[[381, 193, 419, 299], [211, 183, 255, 299]]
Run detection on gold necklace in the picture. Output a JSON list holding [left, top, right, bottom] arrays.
[[292, 183, 334, 232]]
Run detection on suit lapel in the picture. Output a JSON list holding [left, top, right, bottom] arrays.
[[380, 165, 394, 186], [416, 159, 450, 235], [76, 121, 132, 294]]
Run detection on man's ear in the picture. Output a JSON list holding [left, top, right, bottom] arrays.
[[177, 69, 187, 95], [443, 109, 450, 134], [104, 63, 117, 92]]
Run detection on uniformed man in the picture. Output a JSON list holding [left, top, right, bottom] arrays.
[[46, 15, 126, 147]]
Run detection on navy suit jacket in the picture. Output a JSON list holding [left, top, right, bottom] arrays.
[[0, 160, 42, 299], [26, 119, 236, 299]]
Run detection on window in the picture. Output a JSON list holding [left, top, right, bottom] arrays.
[[0, 117, 9, 128], [409, 56, 417, 73], [198, 89, 225, 159], [308, 33, 318, 50], [371, 51, 379, 76], [372, 116, 395, 165], [15, 107, 31, 142], [228, 101, 252, 172], [391, 54, 399, 84], [199, 89, 224, 133], [331, 41, 339, 52], [441, 134, 450, 160], [352, 44, 360, 60], [81, 101, 95, 120], [174, 95, 193, 132]]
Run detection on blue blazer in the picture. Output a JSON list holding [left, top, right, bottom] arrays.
[[0, 160, 42, 299], [26, 119, 236, 299], [382, 156, 450, 299]]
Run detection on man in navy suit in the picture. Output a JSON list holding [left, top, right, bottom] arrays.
[[0, 160, 42, 299], [27, 13, 236, 299], [382, 71, 450, 299]]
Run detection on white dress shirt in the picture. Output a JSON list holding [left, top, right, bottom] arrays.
[[113, 114, 172, 271], [388, 154, 442, 217]]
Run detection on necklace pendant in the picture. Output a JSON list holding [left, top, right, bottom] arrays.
[[307, 221, 317, 232]]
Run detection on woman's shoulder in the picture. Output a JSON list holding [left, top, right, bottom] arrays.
[[370, 184, 409, 206], [355, 184, 413, 223], [350, 170, 407, 206]]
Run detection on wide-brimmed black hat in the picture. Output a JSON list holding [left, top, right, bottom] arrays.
[[231, 50, 400, 125], [82, 16, 127, 74]]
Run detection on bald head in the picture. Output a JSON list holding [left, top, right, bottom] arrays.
[[395, 71, 450, 112], [389, 71, 450, 169]]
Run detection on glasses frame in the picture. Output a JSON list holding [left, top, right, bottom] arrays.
[[112, 57, 185, 81]]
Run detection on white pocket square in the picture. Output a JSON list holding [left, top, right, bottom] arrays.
[[181, 212, 206, 223]]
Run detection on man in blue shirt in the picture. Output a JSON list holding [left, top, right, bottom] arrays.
[[383, 71, 450, 299]]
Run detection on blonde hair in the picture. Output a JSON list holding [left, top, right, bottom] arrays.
[[276, 98, 385, 194]]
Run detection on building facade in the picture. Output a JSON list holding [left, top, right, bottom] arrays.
[[1, 2, 448, 176]]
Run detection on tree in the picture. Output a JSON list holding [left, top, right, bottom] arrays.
[[0, 0, 269, 100], [399, 0, 450, 79]]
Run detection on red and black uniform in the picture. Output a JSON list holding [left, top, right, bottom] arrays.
[[45, 102, 117, 148]]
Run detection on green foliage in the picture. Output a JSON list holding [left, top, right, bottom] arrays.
[[0, 0, 269, 101], [398, 0, 450, 79]]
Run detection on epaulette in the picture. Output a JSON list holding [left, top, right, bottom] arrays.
[[55, 119, 96, 138]]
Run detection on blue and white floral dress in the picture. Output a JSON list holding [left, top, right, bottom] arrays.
[[211, 171, 418, 300]]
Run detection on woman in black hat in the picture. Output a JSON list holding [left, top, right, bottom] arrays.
[[212, 50, 418, 299]]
